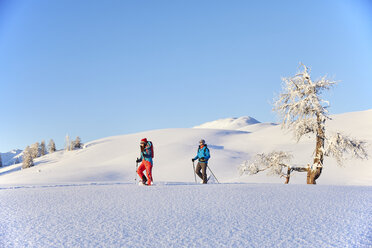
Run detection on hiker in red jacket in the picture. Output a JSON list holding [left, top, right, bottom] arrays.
[[136, 138, 153, 185]]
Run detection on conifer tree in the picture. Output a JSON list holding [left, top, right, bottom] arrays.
[[65, 134, 71, 151], [48, 139, 56, 153], [22, 146, 34, 169], [30, 142, 40, 159], [40, 140, 46, 156]]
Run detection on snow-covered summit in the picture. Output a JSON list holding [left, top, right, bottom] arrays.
[[194, 116, 260, 130]]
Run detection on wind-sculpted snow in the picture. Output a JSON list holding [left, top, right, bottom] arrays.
[[1, 183, 371, 247]]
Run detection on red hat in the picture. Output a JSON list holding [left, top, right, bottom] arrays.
[[141, 138, 147, 143]]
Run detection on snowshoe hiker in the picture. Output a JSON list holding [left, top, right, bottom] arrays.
[[136, 138, 154, 186], [192, 139, 210, 184]]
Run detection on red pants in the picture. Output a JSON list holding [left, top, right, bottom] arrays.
[[137, 160, 153, 185]]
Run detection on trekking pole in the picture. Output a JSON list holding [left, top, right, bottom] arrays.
[[192, 161, 197, 183], [207, 165, 220, 183], [135, 160, 139, 184]]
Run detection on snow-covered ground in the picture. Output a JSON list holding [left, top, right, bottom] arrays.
[[1, 183, 371, 248], [0, 109, 371, 247]]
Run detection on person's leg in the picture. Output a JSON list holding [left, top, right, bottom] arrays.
[[195, 162, 203, 180], [201, 162, 208, 184], [144, 161, 153, 185], [137, 162, 147, 183]]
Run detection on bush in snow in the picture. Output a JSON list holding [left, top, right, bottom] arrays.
[[240, 64, 368, 184], [48, 139, 56, 153], [22, 146, 34, 169]]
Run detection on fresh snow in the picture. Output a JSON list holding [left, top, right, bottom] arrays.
[[1, 183, 371, 248], [0, 109, 371, 247]]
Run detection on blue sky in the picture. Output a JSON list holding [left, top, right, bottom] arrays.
[[1, 0, 371, 152]]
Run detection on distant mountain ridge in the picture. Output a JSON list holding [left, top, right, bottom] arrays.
[[0, 149, 23, 166]]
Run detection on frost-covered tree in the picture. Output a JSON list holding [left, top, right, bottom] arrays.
[[22, 146, 34, 169], [65, 134, 71, 151], [30, 142, 40, 159], [239, 151, 308, 184], [40, 140, 46, 156], [240, 65, 368, 184], [48, 139, 56, 153], [72, 136, 83, 150]]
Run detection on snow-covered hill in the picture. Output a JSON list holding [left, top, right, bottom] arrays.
[[193, 116, 261, 130], [0, 149, 23, 166], [0, 109, 371, 186], [1, 110, 371, 248]]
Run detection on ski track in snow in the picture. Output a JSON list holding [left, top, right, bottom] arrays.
[[1, 183, 371, 248]]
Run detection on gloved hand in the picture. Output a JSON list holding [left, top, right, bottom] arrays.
[[192, 158, 196, 162], [136, 158, 141, 163]]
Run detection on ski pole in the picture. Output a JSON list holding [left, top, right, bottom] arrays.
[[135, 160, 139, 184], [207, 165, 220, 183], [192, 161, 197, 183]]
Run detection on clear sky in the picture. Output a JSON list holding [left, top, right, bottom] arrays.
[[1, 0, 371, 152]]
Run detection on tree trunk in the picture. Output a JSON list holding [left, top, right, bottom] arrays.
[[307, 114, 325, 184], [284, 167, 291, 184]]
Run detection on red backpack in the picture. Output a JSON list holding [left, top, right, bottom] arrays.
[[148, 141, 154, 158]]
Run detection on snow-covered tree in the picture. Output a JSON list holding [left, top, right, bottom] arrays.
[[40, 140, 46, 156], [65, 134, 71, 151], [48, 139, 56, 153], [72, 136, 83, 150], [240, 65, 368, 184], [22, 146, 34, 169], [30, 142, 40, 159], [239, 151, 307, 184]]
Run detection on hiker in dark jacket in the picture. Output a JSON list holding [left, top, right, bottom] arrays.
[[192, 139, 210, 184]]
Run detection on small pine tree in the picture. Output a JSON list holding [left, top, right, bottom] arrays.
[[40, 140, 46, 156], [74, 136, 82, 150], [30, 142, 40, 159], [48, 139, 56, 153], [22, 146, 34, 169]]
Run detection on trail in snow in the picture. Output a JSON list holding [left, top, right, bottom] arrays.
[[1, 183, 371, 248]]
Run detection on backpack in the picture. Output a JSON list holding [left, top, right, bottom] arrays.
[[148, 141, 154, 158]]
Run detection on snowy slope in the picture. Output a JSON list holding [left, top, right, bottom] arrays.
[[0, 110, 371, 248], [0, 110, 371, 186], [1, 183, 371, 248]]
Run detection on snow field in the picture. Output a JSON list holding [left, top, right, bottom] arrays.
[[1, 183, 371, 248]]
